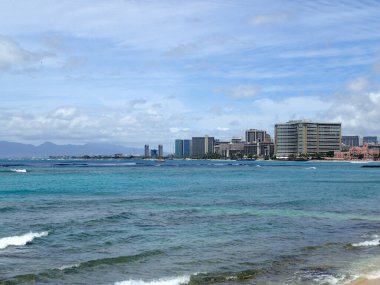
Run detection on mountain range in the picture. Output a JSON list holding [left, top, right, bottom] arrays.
[[0, 141, 143, 158]]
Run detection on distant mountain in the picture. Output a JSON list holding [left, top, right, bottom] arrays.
[[0, 141, 143, 158]]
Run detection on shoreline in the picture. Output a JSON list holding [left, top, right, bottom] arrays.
[[350, 277, 380, 285]]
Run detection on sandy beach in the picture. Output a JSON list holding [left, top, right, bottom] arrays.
[[350, 278, 380, 285]]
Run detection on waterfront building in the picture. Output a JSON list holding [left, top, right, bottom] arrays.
[[183, 139, 191, 157], [144, 144, 150, 157], [175, 139, 191, 158], [150, 149, 158, 158], [175, 139, 184, 158], [342, 136, 360, 147], [244, 142, 274, 158], [244, 129, 274, 158], [215, 140, 244, 159], [275, 120, 341, 157], [158, 144, 163, 158], [334, 144, 380, 161], [363, 136, 378, 145], [191, 135, 214, 158], [245, 129, 270, 143]]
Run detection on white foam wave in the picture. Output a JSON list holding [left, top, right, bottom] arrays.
[[58, 263, 79, 270], [313, 275, 340, 284], [305, 167, 317, 170], [352, 238, 380, 247], [115, 275, 190, 285], [10, 168, 27, 173], [0, 231, 48, 250]]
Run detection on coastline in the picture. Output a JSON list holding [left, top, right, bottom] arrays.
[[350, 278, 380, 285]]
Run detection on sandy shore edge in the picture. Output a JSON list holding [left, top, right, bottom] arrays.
[[350, 277, 380, 285]]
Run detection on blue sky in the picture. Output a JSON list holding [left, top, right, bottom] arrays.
[[1, 0, 380, 148]]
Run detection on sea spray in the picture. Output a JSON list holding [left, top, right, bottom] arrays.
[[0, 231, 48, 250]]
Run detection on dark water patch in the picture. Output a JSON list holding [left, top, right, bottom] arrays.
[[67, 250, 163, 270], [0, 206, 16, 213], [295, 265, 344, 284], [301, 242, 341, 252], [0, 250, 163, 284]]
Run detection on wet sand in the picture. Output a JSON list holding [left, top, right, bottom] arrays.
[[350, 278, 380, 285]]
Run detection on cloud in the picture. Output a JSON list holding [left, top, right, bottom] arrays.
[[347, 77, 369, 93], [0, 36, 53, 72], [250, 12, 291, 26], [217, 127, 230, 131], [0, 37, 34, 70], [169, 127, 190, 134], [166, 43, 199, 57], [325, 91, 380, 136], [215, 85, 261, 98]]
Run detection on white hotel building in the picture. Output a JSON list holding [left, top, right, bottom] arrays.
[[275, 120, 341, 157]]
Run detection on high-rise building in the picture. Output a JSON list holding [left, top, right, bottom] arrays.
[[175, 139, 184, 158], [175, 139, 191, 158], [183, 139, 191, 157], [275, 120, 341, 157], [363, 136, 378, 145], [342, 136, 359, 147], [158, 145, 163, 157], [150, 149, 158, 158], [144, 144, 150, 157], [245, 129, 270, 143], [191, 135, 214, 158]]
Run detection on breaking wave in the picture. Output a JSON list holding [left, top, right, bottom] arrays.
[[0, 231, 48, 250], [10, 168, 27, 173], [351, 237, 380, 247], [115, 275, 191, 285]]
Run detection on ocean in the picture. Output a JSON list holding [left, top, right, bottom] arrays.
[[1, 159, 380, 285]]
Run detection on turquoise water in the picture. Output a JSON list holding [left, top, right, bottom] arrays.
[[1, 160, 380, 285]]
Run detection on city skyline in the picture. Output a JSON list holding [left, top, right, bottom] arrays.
[[1, 1, 380, 148]]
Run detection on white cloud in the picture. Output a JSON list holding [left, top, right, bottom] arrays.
[[347, 77, 369, 93], [0, 36, 54, 71], [216, 85, 261, 98], [250, 12, 291, 26], [169, 127, 190, 134], [325, 91, 380, 136]]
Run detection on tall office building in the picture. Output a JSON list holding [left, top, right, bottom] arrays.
[[363, 136, 378, 145], [183, 139, 191, 157], [245, 129, 270, 143], [144, 145, 150, 157], [342, 136, 359, 147], [275, 120, 341, 157], [175, 139, 184, 158], [175, 139, 191, 158], [158, 144, 163, 157], [191, 135, 215, 158], [150, 149, 158, 158]]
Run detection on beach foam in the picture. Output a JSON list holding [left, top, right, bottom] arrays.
[[352, 238, 380, 247], [0, 231, 48, 250], [114, 275, 190, 285], [10, 168, 27, 173]]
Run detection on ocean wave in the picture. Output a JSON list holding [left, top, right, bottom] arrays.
[[114, 275, 191, 285], [10, 168, 27, 173], [351, 238, 380, 247], [305, 166, 317, 170], [0, 231, 48, 250]]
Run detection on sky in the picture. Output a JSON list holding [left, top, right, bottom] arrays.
[[1, 0, 380, 148]]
